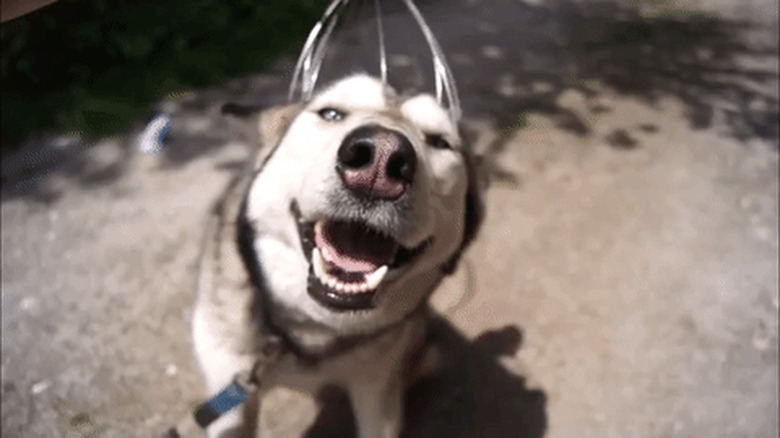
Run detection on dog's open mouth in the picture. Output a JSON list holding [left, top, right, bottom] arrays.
[[292, 202, 430, 311]]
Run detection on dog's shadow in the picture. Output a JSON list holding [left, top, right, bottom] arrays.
[[305, 316, 547, 438]]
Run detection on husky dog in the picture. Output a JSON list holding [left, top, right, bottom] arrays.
[[192, 74, 482, 438]]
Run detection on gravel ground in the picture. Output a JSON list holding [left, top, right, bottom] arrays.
[[2, 0, 778, 437]]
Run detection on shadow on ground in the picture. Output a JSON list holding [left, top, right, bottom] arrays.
[[2, 0, 776, 204], [433, 0, 778, 182], [303, 316, 546, 438]]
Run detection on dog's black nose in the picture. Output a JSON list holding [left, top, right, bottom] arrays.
[[337, 124, 416, 200]]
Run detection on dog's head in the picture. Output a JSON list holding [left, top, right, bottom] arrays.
[[241, 74, 482, 333]]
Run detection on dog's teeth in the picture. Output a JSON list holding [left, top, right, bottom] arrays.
[[315, 247, 386, 294], [321, 246, 335, 263], [364, 265, 388, 290], [312, 248, 325, 280]]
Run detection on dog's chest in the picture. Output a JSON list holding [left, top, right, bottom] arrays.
[[266, 316, 425, 390]]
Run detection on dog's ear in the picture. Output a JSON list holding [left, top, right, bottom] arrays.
[[221, 101, 301, 149], [222, 102, 302, 171], [441, 149, 485, 275], [222, 103, 264, 145], [253, 103, 302, 170], [257, 103, 302, 149], [460, 151, 485, 253]]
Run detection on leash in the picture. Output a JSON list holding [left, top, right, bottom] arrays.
[[163, 297, 428, 437], [162, 313, 412, 436], [164, 340, 282, 438]]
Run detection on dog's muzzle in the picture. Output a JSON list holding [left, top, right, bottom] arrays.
[[337, 124, 417, 201]]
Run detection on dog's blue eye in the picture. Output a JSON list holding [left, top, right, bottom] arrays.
[[318, 108, 346, 121], [425, 134, 452, 150]]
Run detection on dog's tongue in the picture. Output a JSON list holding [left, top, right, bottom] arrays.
[[315, 220, 397, 273]]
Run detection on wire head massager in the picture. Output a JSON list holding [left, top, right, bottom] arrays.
[[288, 0, 461, 124]]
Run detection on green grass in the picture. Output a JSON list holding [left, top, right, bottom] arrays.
[[1, 0, 329, 151]]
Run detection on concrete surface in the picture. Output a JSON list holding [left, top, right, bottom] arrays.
[[2, 0, 778, 437]]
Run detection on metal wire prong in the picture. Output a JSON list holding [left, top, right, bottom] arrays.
[[375, 0, 388, 86], [401, 0, 462, 123], [289, 0, 349, 102]]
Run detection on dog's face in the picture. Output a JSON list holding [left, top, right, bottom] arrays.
[[243, 75, 480, 333]]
